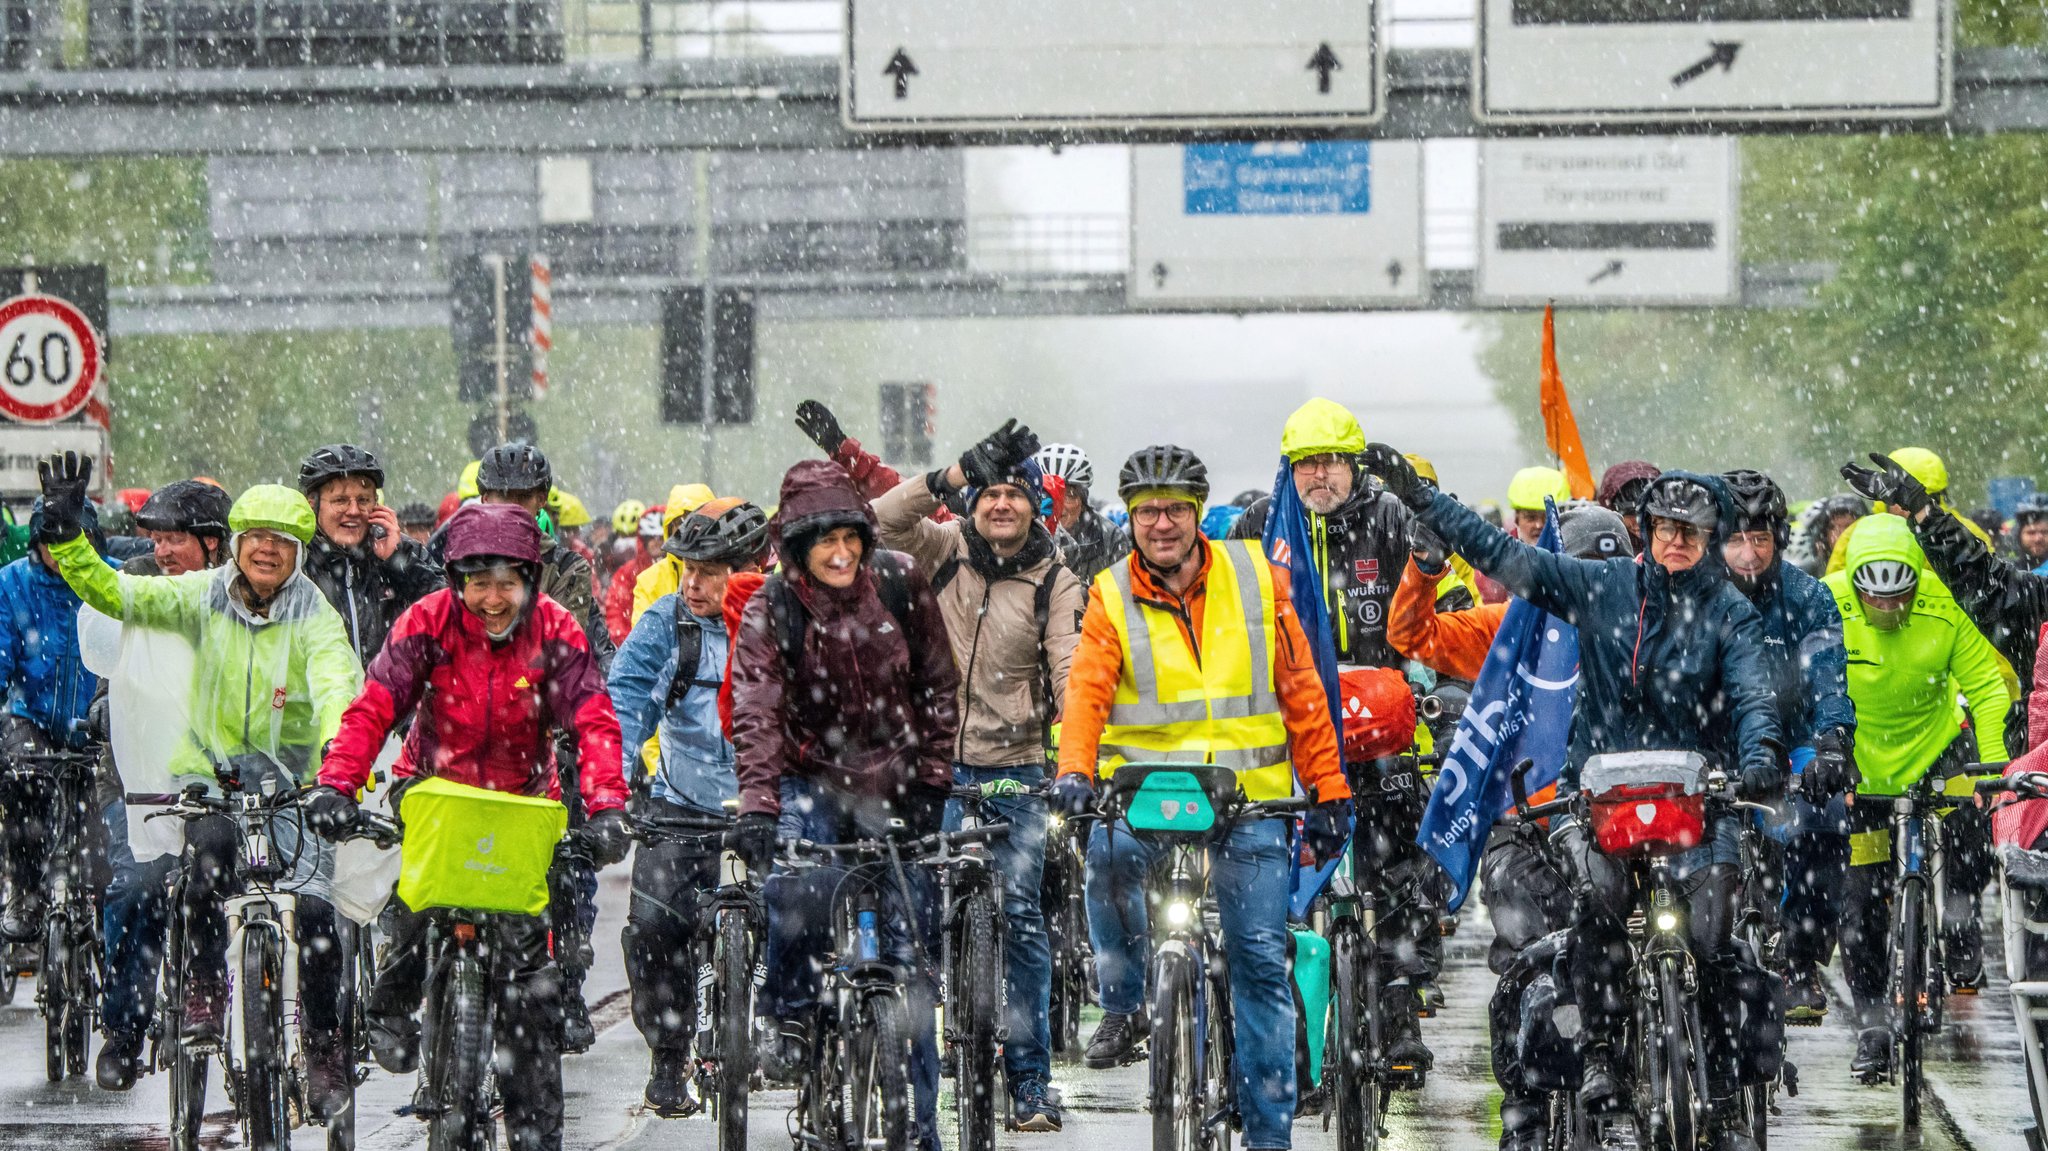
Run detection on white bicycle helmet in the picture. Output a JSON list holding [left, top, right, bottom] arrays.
[[1035, 443, 1095, 490], [1852, 559, 1918, 597]]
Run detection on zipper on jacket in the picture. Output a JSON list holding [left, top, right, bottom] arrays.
[[342, 560, 363, 658], [957, 582, 993, 762], [1135, 590, 1201, 666]]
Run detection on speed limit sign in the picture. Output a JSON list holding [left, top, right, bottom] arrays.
[[0, 294, 102, 425]]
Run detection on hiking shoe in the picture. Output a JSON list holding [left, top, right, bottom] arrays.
[[1783, 969, 1828, 1022], [645, 1048, 700, 1118], [303, 1028, 352, 1121], [1010, 1076, 1062, 1132], [562, 994, 597, 1054], [1, 891, 45, 944], [1383, 1033, 1433, 1088], [368, 1011, 420, 1075], [181, 977, 227, 1046], [1851, 1026, 1890, 1082], [1083, 1012, 1147, 1069], [1578, 1049, 1623, 1114], [96, 1030, 144, 1092]]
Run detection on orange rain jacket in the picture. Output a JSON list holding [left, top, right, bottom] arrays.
[[1387, 556, 1511, 682]]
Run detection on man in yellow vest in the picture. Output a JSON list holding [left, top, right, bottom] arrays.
[[1050, 445, 1351, 1151]]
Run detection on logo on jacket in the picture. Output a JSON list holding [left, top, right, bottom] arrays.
[[271, 687, 287, 710], [1354, 558, 1380, 584], [513, 675, 531, 689]]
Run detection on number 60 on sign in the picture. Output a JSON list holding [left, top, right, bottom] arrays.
[[0, 294, 102, 425]]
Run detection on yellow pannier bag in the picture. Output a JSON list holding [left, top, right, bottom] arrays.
[[396, 777, 568, 916]]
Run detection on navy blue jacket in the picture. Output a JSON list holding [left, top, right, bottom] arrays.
[[1418, 471, 1783, 787], [0, 554, 107, 748], [1736, 559, 1856, 749]]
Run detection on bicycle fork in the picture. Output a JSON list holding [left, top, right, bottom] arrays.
[[224, 893, 300, 1076]]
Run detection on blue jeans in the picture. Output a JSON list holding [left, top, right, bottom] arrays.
[[943, 763, 1051, 1090], [100, 799, 173, 1040], [1085, 818, 1299, 1150], [760, 777, 944, 1149]]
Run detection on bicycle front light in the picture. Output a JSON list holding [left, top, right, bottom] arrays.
[[1165, 900, 1193, 927], [1655, 911, 1680, 932]]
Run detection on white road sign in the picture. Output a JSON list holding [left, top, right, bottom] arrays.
[[846, 0, 1383, 131], [0, 424, 106, 498], [0, 294, 102, 425], [1130, 142, 1425, 310], [1476, 0, 1950, 123], [1476, 137, 1738, 307]]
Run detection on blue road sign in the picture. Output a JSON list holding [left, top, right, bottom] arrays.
[[1184, 142, 1373, 216]]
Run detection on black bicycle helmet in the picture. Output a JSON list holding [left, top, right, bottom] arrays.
[[476, 441, 552, 496], [1117, 445, 1210, 506], [2015, 494, 2048, 527], [1819, 493, 1872, 521], [297, 443, 385, 496], [663, 498, 771, 568], [396, 501, 438, 529], [1722, 469, 1789, 545], [1640, 475, 1719, 531], [136, 480, 233, 541]]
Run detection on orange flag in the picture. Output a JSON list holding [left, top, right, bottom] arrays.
[[1540, 304, 1597, 500]]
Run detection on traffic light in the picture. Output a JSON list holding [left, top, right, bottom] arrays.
[[659, 287, 755, 425], [451, 253, 534, 402]]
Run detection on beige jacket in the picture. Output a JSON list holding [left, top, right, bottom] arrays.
[[874, 476, 1083, 769]]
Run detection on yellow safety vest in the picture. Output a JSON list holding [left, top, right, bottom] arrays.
[[1095, 539, 1293, 800]]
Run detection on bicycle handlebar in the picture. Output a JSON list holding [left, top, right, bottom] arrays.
[[779, 823, 1011, 865], [1977, 771, 2048, 801], [124, 784, 310, 815]]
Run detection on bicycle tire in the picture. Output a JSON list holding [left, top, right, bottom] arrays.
[[43, 912, 69, 1082], [846, 990, 912, 1151], [427, 950, 496, 1151], [1330, 924, 1380, 1151], [1900, 885, 1925, 1128], [242, 932, 291, 1151], [169, 1034, 210, 1151], [713, 909, 752, 1151], [1654, 956, 1701, 1151], [64, 923, 91, 1080], [1150, 950, 1201, 1151], [954, 890, 1001, 1151]]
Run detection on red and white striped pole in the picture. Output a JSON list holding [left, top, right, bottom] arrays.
[[529, 253, 552, 398]]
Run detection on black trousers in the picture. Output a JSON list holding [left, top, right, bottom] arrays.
[[623, 833, 719, 1051], [180, 813, 342, 1033]]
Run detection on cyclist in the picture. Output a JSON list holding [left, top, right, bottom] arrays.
[[396, 501, 438, 546], [1035, 442, 1130, 586], [730, 457, 960, 1151], [1231, 398, 1445, 1074], [1365, 450, 1783, 1151], [1506, 467, 1573, 546], [308, 501, 630, 1151], [1051, 444, 1353, 1151], [1596, 459, 1661, 553], [548, 488, 599, 588], [1821, 514, 2011, 1078], [92, 479, 234, 1090], [608, 498, 770, 1116], [629, 484, 719, 625], [35, 455, 363, 1117], [0, 496, 110, 942], [298, 444, 446, 667], [1831, 446, 1993, 574], [605, 506, 664, 644], [1719, 469, 1859, 1022], [875, 420, 1085, 1132], [2014, 495, 2048, 571]]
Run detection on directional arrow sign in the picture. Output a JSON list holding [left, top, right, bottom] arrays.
[[1477, 137, 1738, 307], [847, 0, 1384, 131], [1129, 141, 1425, 310], [1475, 0, 1949, 123]]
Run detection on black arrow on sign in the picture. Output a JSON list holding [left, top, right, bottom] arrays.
[[1152, 262, 1169, 289], [1307, 43, 1341, 94], [1588, 259, 1626, 285], [1671, 41, 1740, 88], [883, 49, 919, 99], [1386, 260, 1404, 288]]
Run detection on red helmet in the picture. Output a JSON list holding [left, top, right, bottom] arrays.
[[1339, 667, 1417, 763]]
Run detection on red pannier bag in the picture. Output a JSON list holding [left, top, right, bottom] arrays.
[[1338, 666, 1417, 763], [1581, 751, 1710, 859]]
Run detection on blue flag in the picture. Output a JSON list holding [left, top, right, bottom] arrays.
[[1416, 507, 1579, 913], [1259, 459, 1344, 742]]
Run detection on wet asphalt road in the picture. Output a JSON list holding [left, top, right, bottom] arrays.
[[0, 865, 2033, 1151]]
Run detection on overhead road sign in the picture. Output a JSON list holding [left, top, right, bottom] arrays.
[[1130, 141, 1426, 310], [1477, 136, 1738, 307], [845, 0, 1385, 131], [1475, 0, 1951, 123]]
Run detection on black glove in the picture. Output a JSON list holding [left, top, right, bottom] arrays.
[[1303, 798, 1355, 866], [1051, 772, 1095, 819], [958, 419, 1041, 491], [733, 812, 779, 875], [583, 809, 632, 867], [303, 786, 361, 841], [1408, 517, 1450, 572], [900, 782, 950, 838], [1737, 764, 1783, 802], [35, 450, 93, 543], [1840, 452, 1932, 519], [1361, 442, 1435, 513], [1802, 728, 1859, 804], [794, 400, 846, 454]]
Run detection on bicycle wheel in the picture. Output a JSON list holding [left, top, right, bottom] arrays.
[[241, 932, 291, 1151], [846, 990, 912, 1151], [713, 910, 753, 1151], [169, 1035, 210, 1151], [427, 951, 496, 1151], [1899, 883, 1926, 1128], [1653, 957, 1702, 1151], [1150, 950, 1201, 1151], [954, 891, 1001, 1151], [1329, 924, 1380, 1151], [43, 912, 69, 1082], [64, 917, 91, 1079]]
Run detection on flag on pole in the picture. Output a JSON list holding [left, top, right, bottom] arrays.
[[1540, 304, 1596, 500]]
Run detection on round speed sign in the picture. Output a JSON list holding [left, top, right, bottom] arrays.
[[0, 295, 102, 425]]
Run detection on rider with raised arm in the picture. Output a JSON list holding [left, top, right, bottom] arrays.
[[308, 501, 630, 1151], [1364, 449, 1782, 1151], [1050, 444, 1352, 1151]]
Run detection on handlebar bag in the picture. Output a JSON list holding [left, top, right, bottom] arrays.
[[397, 777, 567, 916], [1582, 751, 1709, 858]]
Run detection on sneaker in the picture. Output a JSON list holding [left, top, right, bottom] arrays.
[[96, 1030, 144, 1092], [302, 1028, 352, 1121], [1010, 1076, 1062, 1132], [1083, 1012, 1147, 1070], [644, 1048, 699, 1118], [1578, 1048, 1623, 1114], [1783, 969, 1828, 1022], [753, 1018, 807, 1084], [367, 1011, 420, 1075], [562, 994, 597, 1054], [181, 977, 227, 1046], [1851, 1026, 1890, 1082]]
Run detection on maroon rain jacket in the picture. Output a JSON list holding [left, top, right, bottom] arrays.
[[730, 459, 959, 817]]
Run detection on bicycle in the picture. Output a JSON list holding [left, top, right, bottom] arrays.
[[1725, 778, 1791, 1150], [1093, 762, 1307, 1151], [1041, 803, 1094, 1062], [129, 777, 352, 1151], [938, 782, 1028, 1151], [628, 809, 763, 1151], [1977, 769, 2048, 1151], [6, 749, 106, 1082]]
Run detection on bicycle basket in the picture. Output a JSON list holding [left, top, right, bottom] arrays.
[[396, 777, 567, 916], [1110, 763, 1238, 842], [1581, 751, 1709, 858]]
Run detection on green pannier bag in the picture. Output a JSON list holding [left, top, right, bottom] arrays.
[[396, 777, 567, 916]]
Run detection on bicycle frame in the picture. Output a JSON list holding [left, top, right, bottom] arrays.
[[1152, 836, 1234, 1138]]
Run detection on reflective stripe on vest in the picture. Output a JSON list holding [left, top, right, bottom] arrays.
[[1095, 539, 1293, 800]]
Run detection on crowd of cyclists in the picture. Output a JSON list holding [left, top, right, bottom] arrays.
[[1, 394, 2046, 1151]]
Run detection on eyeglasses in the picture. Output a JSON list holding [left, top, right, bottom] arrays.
[[320, 494, 377, 513], [1291, 454, 1346, 475], [1132, 502, 1196, 526], [1651, 521, 1705, 544], [1724, 530, 1773, 551]]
